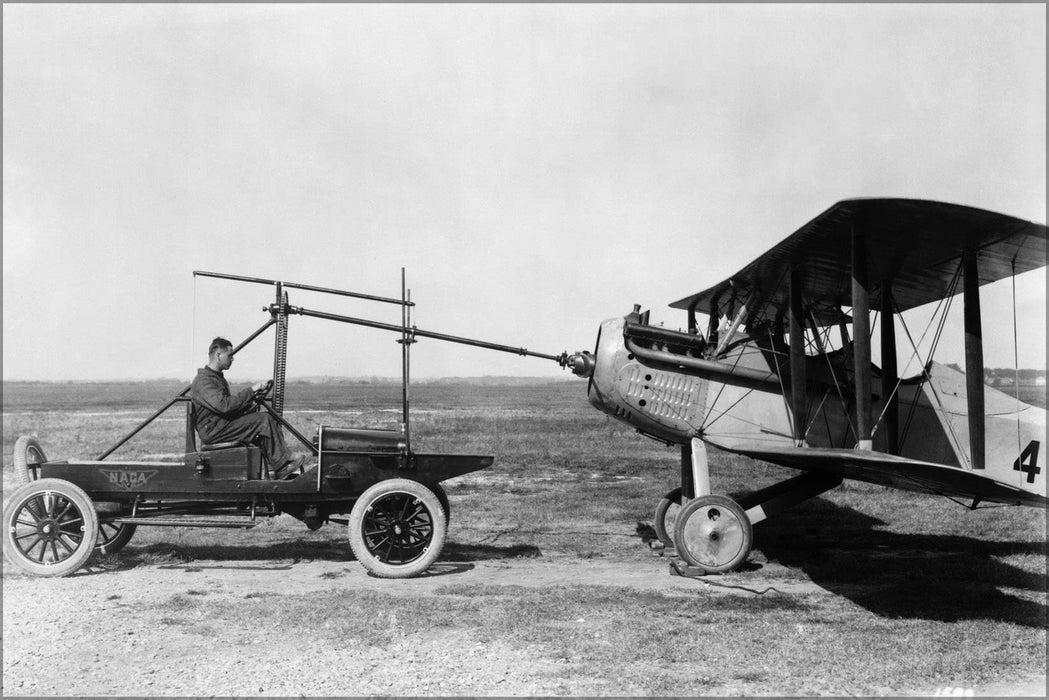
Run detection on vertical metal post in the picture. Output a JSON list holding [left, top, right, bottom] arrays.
[[852, 229, 873, 450], [680, 442, 695, 500], [184, 401, 197, 453], [690, 437, 711, 497], [272, 284, 288, 417], [880, 286, 899, 455], [401, 269, 411, 454], [963, 252, 985, 470], [789, 266, 807, 446]]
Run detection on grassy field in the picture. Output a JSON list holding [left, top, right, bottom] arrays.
[[3, 379, 1046, 695]]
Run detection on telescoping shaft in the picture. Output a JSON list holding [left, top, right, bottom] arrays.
[[193, 270, 413, 307]]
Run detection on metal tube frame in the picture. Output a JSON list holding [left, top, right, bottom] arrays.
[[98, 318, 277, 460], [851, 228, 873, 450], [963, 252, 985, 470], [102, 271, 564, 462]]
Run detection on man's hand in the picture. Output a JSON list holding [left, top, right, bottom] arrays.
[[252, 379, 274, 396]]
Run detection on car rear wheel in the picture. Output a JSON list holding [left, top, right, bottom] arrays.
[[96, 521, 137, 554], [430, 482, 451, 525]]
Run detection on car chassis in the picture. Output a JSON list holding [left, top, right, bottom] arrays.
[[4, 271, 563, 578]]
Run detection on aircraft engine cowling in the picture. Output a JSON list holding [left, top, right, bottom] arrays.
[[580, 317, 708, 444]]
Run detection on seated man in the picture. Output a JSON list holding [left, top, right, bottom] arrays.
[[190, 337, 304, 479]]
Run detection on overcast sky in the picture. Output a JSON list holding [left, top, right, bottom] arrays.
[[3, 4, 1045, 382]]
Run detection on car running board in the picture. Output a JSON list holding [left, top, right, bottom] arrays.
[[113, 518, 259, 529]]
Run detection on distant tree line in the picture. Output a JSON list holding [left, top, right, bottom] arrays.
[[942, 365, 1045, 386], [984, 367, 1046, 386]]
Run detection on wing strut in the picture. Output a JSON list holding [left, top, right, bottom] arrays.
[[789, 266, 807, 445], [880, 286, 899, 455], [852, 227, 873, 450], [963, 252, 985, 470]]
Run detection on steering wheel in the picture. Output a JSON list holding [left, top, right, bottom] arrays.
[[253, 379, 274, 404]]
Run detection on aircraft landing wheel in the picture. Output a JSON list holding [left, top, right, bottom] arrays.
[[13, 435, 47, 486], [348, 479, 447, 579], [3, 478, 99, 577], [653, 487, 684, 549], [673, 494, 752, 574]]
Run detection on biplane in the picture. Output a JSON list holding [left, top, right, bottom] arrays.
[[562, 198, 1047, 573]]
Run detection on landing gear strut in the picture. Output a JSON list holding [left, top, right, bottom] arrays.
[[658, 438, 842, 574]]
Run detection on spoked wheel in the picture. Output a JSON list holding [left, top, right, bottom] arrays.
[[672, 494, 753, 574], [13, 435, 47, 486], [3, 478, 99, 577], [653, 486, 684, 549], [348, 479, 447, 579], [96, 521, 137, 555]]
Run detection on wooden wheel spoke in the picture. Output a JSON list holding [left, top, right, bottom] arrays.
[[396, 497, 413, 521], [59, 517, 83, 531], [54, 501, 75, 522], [42, 494, 58, 518], [368, 534, 391, 549], [20, 534, 44, 554]]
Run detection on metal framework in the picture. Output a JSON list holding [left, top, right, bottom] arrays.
[[98, 270, 566, 462]]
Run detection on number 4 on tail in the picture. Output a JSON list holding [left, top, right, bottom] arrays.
[[1013, 441, 1041, 484]]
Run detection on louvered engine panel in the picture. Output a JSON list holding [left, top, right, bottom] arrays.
[[614, 362, 708, 434]]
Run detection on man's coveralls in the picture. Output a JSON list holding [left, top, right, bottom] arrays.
[[190, 366, 291, 471]]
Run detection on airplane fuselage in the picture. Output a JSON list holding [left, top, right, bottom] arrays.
[[578, 313, 1047, 506]]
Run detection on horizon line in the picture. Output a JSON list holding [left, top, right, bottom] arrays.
[[1, 374, 579, 383]]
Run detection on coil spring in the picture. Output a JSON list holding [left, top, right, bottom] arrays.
[[273, 291, 288, 416]]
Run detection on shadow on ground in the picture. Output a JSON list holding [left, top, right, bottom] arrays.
[[85, 538, 540, 575], [751, 496, 1047, 628]]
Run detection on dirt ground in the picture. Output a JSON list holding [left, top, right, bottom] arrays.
[[3, 543, 1045, 697]]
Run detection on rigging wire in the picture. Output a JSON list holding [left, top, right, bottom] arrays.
[[699, 328, 756, 433], [765, 325, 796, 444], [804, 389, 832, 440], [192, 274, 198, 370], [816, 312, 856, 446], [870, 296, 906, 440], [1011, 255, 1022, 486], [896, 265, 966, 462]]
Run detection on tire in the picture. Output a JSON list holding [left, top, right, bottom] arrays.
[[13, 435, 47, 486], [3, 478, 99, 577], [348, 479, 446, 579], [430, 482, 451, 526], [653, 487, 684, 549], [96, 521, 137, 555], [672, 494, 753, 574]]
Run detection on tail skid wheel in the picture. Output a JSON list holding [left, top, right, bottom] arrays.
[[3, 478, 99, 577], [673, 494, 753, 574], [653, 487, 684, 549], [13, 435, 47, 486], [348, 479, 446, 579]]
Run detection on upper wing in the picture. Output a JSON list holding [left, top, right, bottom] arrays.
[[670, 198, 1047, 322], [714, 443, 1048, 508]]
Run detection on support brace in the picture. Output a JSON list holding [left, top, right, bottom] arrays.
[[738, 472, 842, 525], [680, 437, 711, 499]]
